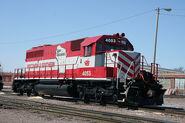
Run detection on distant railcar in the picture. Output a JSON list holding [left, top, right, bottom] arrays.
[[13, 33, 165, 106], [0, 75, 3, 91]]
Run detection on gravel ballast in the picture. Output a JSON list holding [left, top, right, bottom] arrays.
[[0, 89, 185, 123]]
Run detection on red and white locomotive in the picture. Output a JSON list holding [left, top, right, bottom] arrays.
[[13, 33, 165, 106]]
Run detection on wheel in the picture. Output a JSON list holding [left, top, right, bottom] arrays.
[[118, 102, 127, 108], [112, 94, 118, 104], [100, 96, 106, 106], [84, 94, 90, 104], [118, 102, 124, 108], [12, 87, 17, 92], [27, 91, 31, 97], [79, 91, 84, 99], [19, 90, 23, 96], [32, 90, 39, 96]]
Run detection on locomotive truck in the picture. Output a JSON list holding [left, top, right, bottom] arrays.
[[12, 33, 165, 106]]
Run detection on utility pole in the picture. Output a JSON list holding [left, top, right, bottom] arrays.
[[153, 8, 172, 65], [153, 8, 160, 65]]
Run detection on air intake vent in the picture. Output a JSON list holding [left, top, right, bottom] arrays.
[[71, 38, 84, 51]]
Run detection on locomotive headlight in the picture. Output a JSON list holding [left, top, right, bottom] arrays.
[[121, 40, 126, 45]]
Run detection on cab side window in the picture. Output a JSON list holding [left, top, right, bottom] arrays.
[[96, 43, 103, 52], [105, 45, 114, 51], [85, 45, 92, 56]]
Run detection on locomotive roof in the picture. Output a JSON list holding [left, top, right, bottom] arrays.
[[27, 33, 132, 52], [81, 35, 102, 47], [28, 35, 104, 51]]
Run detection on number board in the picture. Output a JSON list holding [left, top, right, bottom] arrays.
[[104, 38, 116, 43], [80, 69, 94, 77]]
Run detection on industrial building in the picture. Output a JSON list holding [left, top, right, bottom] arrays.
[[144, 66, 185, 95]]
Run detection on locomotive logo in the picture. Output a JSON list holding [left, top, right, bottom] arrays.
[[84, 59, 90, 66], [27, 62, 55, 69], [56, 45, 66, 58], [56, 45, 67, 73]]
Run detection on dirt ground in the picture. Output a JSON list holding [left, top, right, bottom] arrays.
[[0, 89, 185, 123], [0, 108, 94, 123], [163, 97, 185, 109]]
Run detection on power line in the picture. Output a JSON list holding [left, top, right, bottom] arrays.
[[161, 13, 185, 17], [0, 9, 154, 45], [172, 8, 185, 11]]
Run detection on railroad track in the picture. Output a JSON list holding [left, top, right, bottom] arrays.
[[1, 89, 185, 118], [139, 106, 185, 117], [23, 94, 185, 117], [0, 96, 167, 123], [44, 95, 185, 117]]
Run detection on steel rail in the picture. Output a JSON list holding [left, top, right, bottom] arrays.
[[1, 90, 185, 118], [139, 107, 185, 117], [0, 96, 166, 123]]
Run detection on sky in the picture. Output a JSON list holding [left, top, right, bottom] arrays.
[[0, 0, 185, 72]]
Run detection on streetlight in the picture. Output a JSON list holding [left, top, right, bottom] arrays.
[[153, 8, 172, 67]]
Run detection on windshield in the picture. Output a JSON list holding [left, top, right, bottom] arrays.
[[96, 43, 126, 52], [96, 38, 133, 52], [105, 45, 114, 51]]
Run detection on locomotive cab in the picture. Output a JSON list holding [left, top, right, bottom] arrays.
[[79, 33, 137, 78], [82, 33, 134, 57]]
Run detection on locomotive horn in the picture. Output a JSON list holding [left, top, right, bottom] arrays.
[[121, 33, 125, 37]]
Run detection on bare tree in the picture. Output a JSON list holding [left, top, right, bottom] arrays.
[[173, 67, 185, 73]]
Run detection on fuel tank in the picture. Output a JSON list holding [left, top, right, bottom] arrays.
[[34, 84, 71, 97]]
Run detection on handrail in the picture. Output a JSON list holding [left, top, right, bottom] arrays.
[[125, 61, 134, 80], [117, 63, 123, 89], [14, 63, 78, 79], [14, 54, 158, 81], [14, 56, 81, 79], [151, 63, 159, 80], [116, 61, 135, 89], [141, 55, 159, 81], [141, 55, 149, 66]]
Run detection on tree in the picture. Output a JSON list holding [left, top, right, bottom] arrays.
[[173, 67, 185, 73]]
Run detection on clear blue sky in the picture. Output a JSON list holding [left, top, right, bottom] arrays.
[[0, 0, 185, 72]]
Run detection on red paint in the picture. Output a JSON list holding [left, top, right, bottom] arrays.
[[119, 51, 134, 61], [81, 35, 102, 47], [118, 56, 133, 69], [134, 53, 140, 61], [117, 51, 140, 78], [22, 67, 115, 79], [84, 59, 90, 66], [117, 64, 133, 78], [26, 34, 133, 62], [15, 33, 139, 80], [27, 62, 55, 69]]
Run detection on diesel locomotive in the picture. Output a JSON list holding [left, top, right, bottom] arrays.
[[12, 33, 166, 106]]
